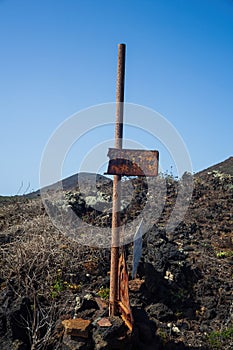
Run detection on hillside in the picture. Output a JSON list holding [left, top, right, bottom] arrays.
[[196, 156, 233, 177], [26, 172, 112, 199], [0, 158, 232, 349]]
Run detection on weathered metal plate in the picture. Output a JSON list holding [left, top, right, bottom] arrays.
[[118, 250, 133, 331], [105, 148, 159, 176]]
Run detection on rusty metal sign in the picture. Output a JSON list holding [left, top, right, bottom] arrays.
[[117, 250, 133, 331], [105, 148, 159, 176]]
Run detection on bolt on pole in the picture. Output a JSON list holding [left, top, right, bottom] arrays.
[[109, 43, 126, 316]]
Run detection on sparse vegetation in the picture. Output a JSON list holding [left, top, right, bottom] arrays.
[[0, 158, 233, 349], [0, 198, 110, 349], [157, 329, 169, 344], [215, 250, 233, 259], [97, 286, 110, 300], [207, 327, 233, 349]]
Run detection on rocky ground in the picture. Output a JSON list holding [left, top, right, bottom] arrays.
[[0, 157, 232, 349]]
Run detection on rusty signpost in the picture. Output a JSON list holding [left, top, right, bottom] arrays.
[[109, 43, 126, 317], [108, 44, 159, 329]]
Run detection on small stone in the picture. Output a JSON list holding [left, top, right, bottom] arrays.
[[62, 334, 86, 350], [94, 297, 108, 311], [75, 297, 82, 309], [83, 294, 92, 300], [97, 317, 112, 327], [172, 325, 181, 334], [164, 271, 174, 281], [62, 318, 91, 338], [129, 278, 145, 292], [146, 303, 173, 322]]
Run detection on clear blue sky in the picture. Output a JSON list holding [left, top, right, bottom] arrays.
[[0, 0, 232, 195]]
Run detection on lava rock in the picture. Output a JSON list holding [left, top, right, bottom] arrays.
[[92, 316, 129, 349], [145, 303, 174, 322]]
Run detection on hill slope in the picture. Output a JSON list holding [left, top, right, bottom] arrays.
[[196, 156, 233, 177], [0, 159, 232, 349]]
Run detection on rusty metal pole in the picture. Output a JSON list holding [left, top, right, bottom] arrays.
[[109, 43, 126, 316]]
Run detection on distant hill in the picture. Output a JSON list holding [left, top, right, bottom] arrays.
[[196, 156, 233, 177], [2, 157, 233, 201], [26, 172, 112, 198]]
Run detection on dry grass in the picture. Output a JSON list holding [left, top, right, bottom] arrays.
[[0, 197, 110, 349]]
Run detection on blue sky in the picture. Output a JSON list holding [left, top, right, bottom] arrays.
[[0, 0, 232, 195]]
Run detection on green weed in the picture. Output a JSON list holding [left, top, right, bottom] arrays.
[[97, 286, 110, 300], [216, 250, 233, 259], [207, 327, 233, 349], [51, 270, 64, 298]]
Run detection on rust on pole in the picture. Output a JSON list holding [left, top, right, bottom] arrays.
[[109, 43, 126, 316]]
